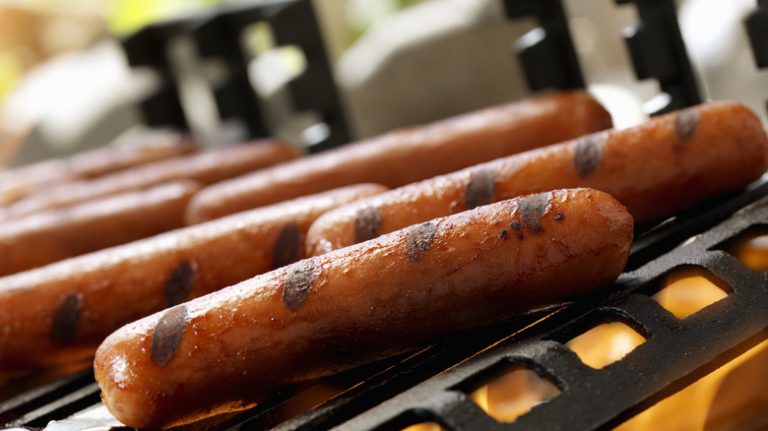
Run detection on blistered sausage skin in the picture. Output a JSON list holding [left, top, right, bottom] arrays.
[[0, 181, 201, 276], [186, 91, 612, 223], [0, 184, 385, 371], [306, 102, 768, 255], [1, 140, 299, 221], [95, 188, 633, 429], [0, 134, 197, 206]]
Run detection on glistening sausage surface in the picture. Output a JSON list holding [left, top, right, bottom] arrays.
[[0, 184, 385, 371], [306, 102, 768, 255], [0, 181, 201, 276], [186, 91, 612, 223], [1, 140, 298, 221], [95, 188, 633, 429], [0, 134, 197, 206]]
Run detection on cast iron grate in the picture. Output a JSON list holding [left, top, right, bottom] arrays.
[[3, 176, 767, 431]]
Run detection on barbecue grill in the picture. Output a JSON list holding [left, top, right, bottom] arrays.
[[3, 0, 768, 430]]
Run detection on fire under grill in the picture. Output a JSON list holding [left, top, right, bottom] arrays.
[[4, 0, 768, 430]]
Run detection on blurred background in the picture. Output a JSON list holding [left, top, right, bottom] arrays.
[[0, 0, 765, 167]]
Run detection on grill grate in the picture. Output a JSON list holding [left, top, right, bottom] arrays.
[[3, 178, 767, 431], [333, 186, 768, 431]]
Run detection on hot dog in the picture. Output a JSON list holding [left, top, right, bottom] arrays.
[[306, 102, 768, 255], [0, 181, 200, 276], [0, 183, 385, 371], [186, 91, 612, 223], [0, 134, 197, 206], [2, 140, 299, 221], [95, 188, 633, 429]]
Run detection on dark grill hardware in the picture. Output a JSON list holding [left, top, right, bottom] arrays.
[[121, 0, 349, 150], [121, 19, 192, 131], [335, 184, 768, 431], [190, 0, 350, 150], [3, 178, 767, 431], [502, 0, 586, 92], [615, 0, 702, 115]]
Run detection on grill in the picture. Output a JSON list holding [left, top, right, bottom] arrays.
[[3, 1, 768, 430]]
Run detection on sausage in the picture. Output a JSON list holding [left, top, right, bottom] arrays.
[[0, 134, 197, 206], [306, 101, 768, 255], [64, 133, 198, 179], [0, 183, 385, 371], [186, 91, 612, 223], [1, 140, 299, 221], [0, 181, 201, 276], [95, 188, 632, 429]]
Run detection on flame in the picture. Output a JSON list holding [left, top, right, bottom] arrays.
[[654, 267, 728, 319], [401, 423, 445, 431], [468, 366, 560, 423], [615, 261, 767, 430], [567, 322, 646, 369], [732, 231, 768, 271]]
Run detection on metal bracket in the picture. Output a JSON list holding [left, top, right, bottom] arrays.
[[502, 0, 585, 92], [616, 0, 701, 115], [121, 20, 191, 131], [192, 0, 350, 151]]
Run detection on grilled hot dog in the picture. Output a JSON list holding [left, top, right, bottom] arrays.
[[0, 181, 201, 276], [0, 184, 385, 371], [2, 140, 298, 221], [306, 102, 768, 255], [0, 134, 197, 206], [186, 91, 612, 223], [95, 188, 633, 429]]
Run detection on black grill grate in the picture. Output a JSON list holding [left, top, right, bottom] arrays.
[[3, 178, 768, 431], [334, 187, 768, 431]]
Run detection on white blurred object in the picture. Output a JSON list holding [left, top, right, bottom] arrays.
[[679, 0, 768, 125], [2, 40, 158, 164], [337, 0, 531, 138]]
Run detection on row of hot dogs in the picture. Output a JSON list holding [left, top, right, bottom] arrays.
[[0, 91, 765, 429]]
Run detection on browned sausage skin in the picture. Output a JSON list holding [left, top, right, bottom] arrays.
[[0, 181, 201, 276], [186, 91, 612, 223], [0, 134, 197, 206], [1, 140, 299, 221], [0, 184, 385, 372], [95, 188, 633, 429], [306, 102, 768, 255]]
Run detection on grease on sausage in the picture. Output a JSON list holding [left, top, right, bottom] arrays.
[[186, 91, 612, 223], [306, 102, 768, 255], [95, 188, 632, 429], [0, 184, 385, 371]]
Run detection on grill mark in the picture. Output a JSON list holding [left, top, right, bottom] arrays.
[[354, 206, 382, 243], [165, 260, 196, 307], [465, 169, 495, 210], [675, 109, 699, 141], [283, 259, 318, 311], [406, 222, 437, 262], [510, 221, 524, 240], [519, 193, 551, 233], [573, 135, 604, 178], [151, 305, 187, 367], [51, 294, 83, 346], [273, 223, 302, 269]]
